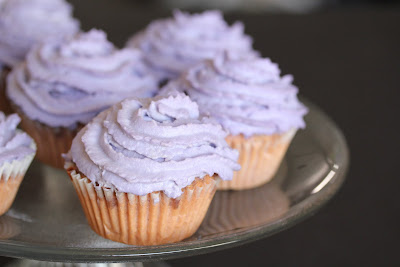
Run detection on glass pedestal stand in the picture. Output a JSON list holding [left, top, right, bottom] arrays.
[[0, 100, 348, 266]]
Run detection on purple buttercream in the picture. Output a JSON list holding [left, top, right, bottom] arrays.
[[126, 10, 257, 80], [164, 53, 308, 137], [68, 91, 240, 198], [0, 0, 79, 67], [7, 30, 159, 129], [0, 112, 35, 164]]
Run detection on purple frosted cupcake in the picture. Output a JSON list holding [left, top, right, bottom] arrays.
[[127, 10, 257, 82], [164, 53, 308, 190], [7, 29, 159, 168], [0, 112, 36, 215], [0, 0, 79, 114], [65, 91, 240, 245]]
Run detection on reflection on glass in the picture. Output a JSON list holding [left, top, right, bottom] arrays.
[[197, 162, 289, 238], [0, 216, 20, 240]]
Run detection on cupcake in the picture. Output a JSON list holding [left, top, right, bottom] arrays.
[[0, 112, 36, 216], [7, 29, 159, 169], [126, 10, 257, 82], [65, 91, 240, 245], [166, 53, 307, 190], [0, 0, 79, 114]]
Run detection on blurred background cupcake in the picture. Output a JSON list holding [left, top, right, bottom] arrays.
[[65, 91, 240, 245], [167, 53, 307, 190], [6, 29, 159, 169], [0, 112, 36, 216], [126, 10, 258, 83], [0, 0, 79, 114]]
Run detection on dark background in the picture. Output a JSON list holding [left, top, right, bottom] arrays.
[[1, 0, 400, 266]]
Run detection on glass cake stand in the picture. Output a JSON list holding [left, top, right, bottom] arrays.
[[0, 100, 349, 266]]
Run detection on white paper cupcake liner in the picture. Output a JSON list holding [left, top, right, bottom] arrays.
[[218, 128, 297, 190], [67, 166, 218, 245], [0, 141, 36, 215]]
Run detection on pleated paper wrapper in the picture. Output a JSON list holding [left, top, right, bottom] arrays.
[[67, 166, 218, 246], [218, 129, 296, 190], [0, 144, 36, 215]]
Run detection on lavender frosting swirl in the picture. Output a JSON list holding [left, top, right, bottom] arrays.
[[166, 54, 308, 137], [0, 0, 79, 67], [68, 91, 240, 198], [127, 10, 257, 80], [0, 112, 35, 164], [7, 30, 158, 129]]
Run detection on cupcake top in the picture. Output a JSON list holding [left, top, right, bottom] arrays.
[[0, 0, 79, 67], [7, 29, 159, 129], [127, 10, 257, 80], [68, 91, 240, 198], [0, 112, 35, 164], [166, 53, 308, 137]]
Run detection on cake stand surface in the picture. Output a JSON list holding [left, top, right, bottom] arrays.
[[0, 100, 348, 265]]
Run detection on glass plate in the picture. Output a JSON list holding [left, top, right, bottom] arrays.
[[0, 100, 348, 263]]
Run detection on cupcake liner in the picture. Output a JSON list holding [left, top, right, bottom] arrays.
[[67, 166, 218, 246], [0, 67, 12, 115], [0, 147, 36, 216], [218, 129, 297, 190], [11, 103, 81, 169]]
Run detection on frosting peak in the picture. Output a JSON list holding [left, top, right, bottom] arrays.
[[214, 55, 281, 84], [127, 10, 257, 80], [0, 0, 79, 67], [7, 29, 158, 129], [69, 92, 240, 198], [166, 54, 308, 137], [142, 92, 199, 123], [0, 112, 35, 164], [59, 30, 112, 58], [170, 10, 241, 39]]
